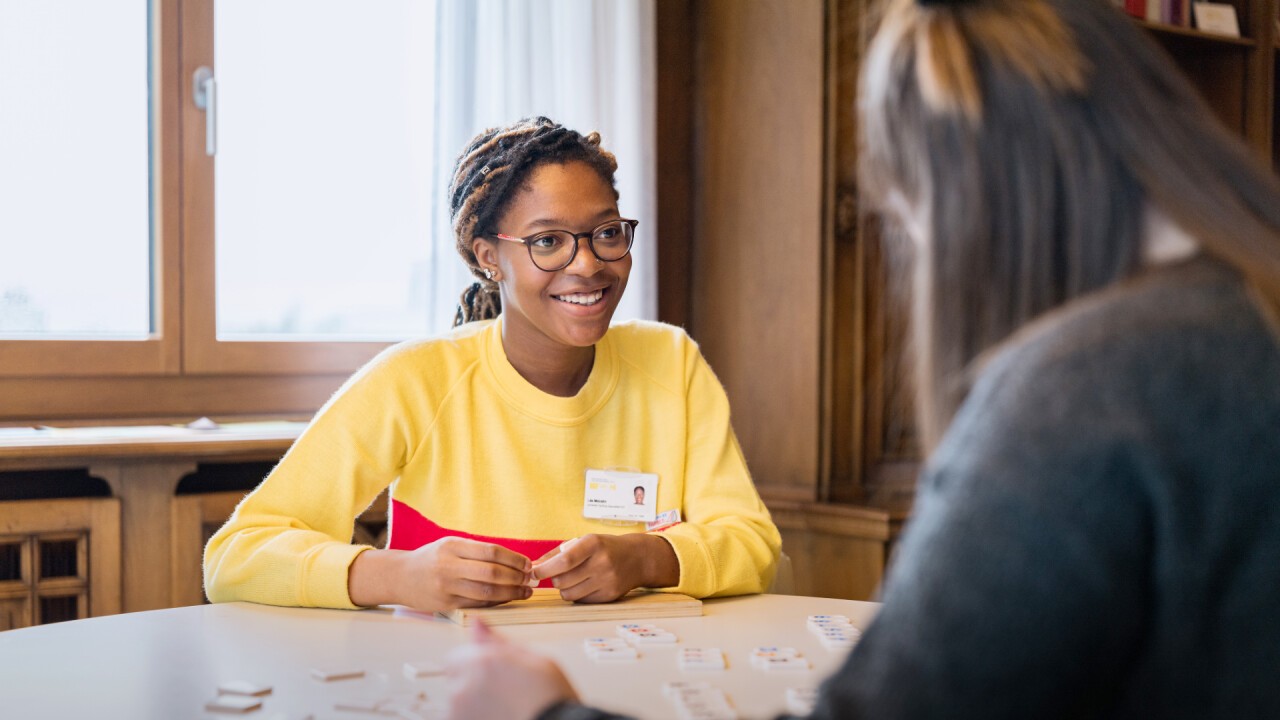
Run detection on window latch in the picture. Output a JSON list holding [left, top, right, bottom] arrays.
[[192, 66, 216, 157]]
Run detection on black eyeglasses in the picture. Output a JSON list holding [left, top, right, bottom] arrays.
[[492, 218, 638, 272]]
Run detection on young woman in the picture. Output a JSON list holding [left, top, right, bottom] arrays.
[[441, 1, 1280, 718], [204, 117, 780, 612]]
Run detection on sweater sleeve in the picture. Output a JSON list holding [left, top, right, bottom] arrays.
[[203, 350, 421, 609], [656, 342, 781, 598], [536, 701, 632, 720], [809, 347, 1152, 719]]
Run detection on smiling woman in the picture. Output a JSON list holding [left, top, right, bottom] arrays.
[[203, 117, 781, 615], [450, 119, 635, 397], [478, 163, 633, 394]]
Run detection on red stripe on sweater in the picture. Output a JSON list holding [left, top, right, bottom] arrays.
[[388, 499, 562, 588]]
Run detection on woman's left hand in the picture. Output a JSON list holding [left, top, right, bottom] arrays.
[[531, 533, 679, 603], [444, 621, 578, 720]]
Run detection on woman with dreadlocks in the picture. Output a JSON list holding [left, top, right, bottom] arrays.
[[204, 117, 780, 613], [439, 1, 1280, 718]]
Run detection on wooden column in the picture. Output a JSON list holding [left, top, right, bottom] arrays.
[[93, 461, 198, 612]]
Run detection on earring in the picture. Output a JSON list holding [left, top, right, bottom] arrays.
[[483, 268, 494, 280]]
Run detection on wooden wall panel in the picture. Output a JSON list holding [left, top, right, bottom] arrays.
[[655, 0, 696, 330], [691, 0, 826, 498], [769, 500, 889, 601]]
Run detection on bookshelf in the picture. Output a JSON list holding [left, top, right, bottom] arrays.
[[1129, 0, 1278, 165], [819, 0, 1280, 532]]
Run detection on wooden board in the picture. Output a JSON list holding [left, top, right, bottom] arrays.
[[438, 589, 703, 627]]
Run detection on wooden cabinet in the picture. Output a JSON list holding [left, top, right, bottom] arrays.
[[0, 498, 121, 630], [0, 424, 302, 624], [0, 424, 406, 626]]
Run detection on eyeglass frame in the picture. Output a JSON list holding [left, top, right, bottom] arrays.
[[490, 218, 639, 272]]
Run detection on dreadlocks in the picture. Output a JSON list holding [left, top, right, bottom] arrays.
[[448, 116, 620, 326]]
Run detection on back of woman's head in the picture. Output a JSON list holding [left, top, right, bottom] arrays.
[[860, 0, 1280, 449], [448, 116, 619, 326]]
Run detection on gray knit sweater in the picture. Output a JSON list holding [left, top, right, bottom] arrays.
[[543, 258, 1280, 720], [811, 258, 1280, 718]]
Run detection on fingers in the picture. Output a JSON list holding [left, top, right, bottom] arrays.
[[441, 539, 534, 592], [448, 578, 533, 607], [551, 573, 593, 602], [452, 539, 533, 574], [455, 554, 531, 588], [426, 540, 536, 609], [531, 536, 586, 582], [531, 554, 577, 583], [551, 569, 617, 603], [540, 535, 641, 603], [547, 552, 626, 602]]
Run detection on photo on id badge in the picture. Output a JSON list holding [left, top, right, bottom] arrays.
[[583, 469, 658, 523]]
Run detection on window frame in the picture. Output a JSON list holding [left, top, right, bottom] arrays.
[[0, 0, 182, 379]]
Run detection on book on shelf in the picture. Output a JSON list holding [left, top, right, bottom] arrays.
[[1192, 2, 1242, 36], [1120, 0, 1147, 19], [1122, 0, 1194, 26]]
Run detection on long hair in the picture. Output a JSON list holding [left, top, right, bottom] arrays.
[[860, 0, 1280, 451], [447, 117, 619, 326]]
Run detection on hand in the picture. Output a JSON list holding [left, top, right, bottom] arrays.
[[530, 533, 679, 603], [348, 538, 533, 613], [445, 620, 578, 720]]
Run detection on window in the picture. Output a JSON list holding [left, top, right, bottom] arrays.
[[0, 0, 174, 379], [213, 1, 439, 342], [0, 1, 152, 341], [181, 0, 446, 373], [0, 0, 656, 420]]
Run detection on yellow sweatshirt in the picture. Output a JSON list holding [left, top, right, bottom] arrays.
[[204, 318, 780, 608]]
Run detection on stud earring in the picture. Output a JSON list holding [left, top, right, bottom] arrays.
[[483, 268, 494, 280]]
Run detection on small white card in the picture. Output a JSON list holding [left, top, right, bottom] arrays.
[[1193, 2, 1240, 36], [583, 469, 658, 522], [647, 508, 682, 531]]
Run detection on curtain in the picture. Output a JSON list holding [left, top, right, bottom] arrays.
[[427, 0, 657, 325]]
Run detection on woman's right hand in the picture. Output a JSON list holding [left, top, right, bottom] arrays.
[[445, 620, 578, 720], [348, 538, 534, 612]]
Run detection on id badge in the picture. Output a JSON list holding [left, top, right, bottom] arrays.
[[583, 468, 658, 523]]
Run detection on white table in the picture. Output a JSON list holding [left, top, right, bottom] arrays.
[[0, 594, 878, 720]]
